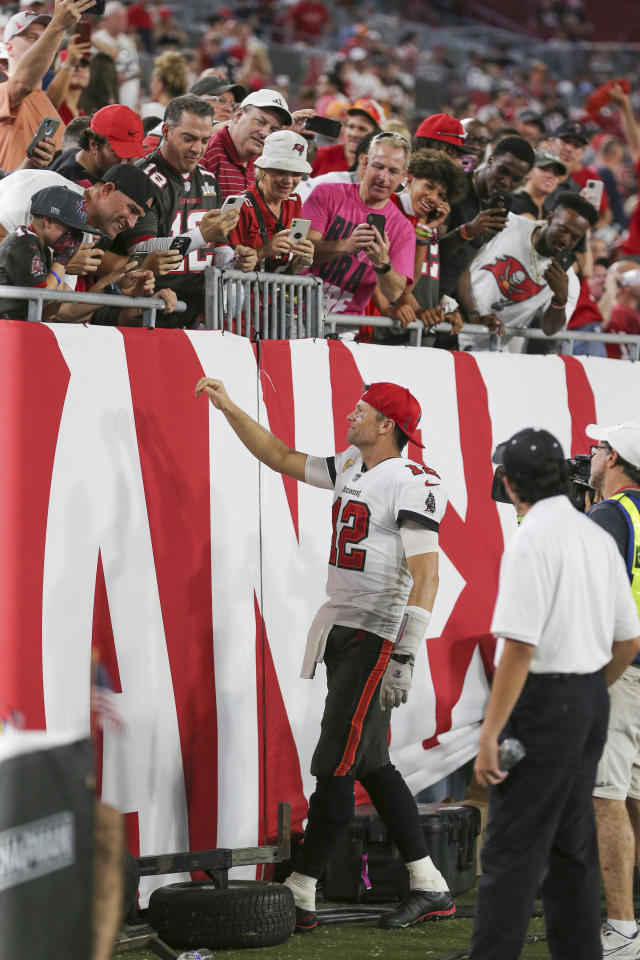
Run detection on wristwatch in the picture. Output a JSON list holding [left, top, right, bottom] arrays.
[[373, 261, 392, 274]]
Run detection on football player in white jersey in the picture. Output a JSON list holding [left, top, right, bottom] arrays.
[[195, 377, 454, 932]]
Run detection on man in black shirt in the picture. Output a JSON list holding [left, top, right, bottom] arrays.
[[50, 104, 146, 185], [115, 94, 257, 327], [439, 136, 535, 304]]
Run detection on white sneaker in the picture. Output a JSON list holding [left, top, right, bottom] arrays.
[[601, 921, 640, 959]]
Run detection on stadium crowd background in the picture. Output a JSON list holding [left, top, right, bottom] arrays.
[[0, 0, 639, 352]]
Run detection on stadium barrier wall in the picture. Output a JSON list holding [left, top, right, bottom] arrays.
[[0, 321, 636, 902]]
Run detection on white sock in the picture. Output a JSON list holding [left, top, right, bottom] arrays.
[[283, 871, 317, 911], [406, 855, 449, 893], [607, 919, 638, 938]]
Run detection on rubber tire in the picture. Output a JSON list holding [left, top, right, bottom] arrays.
[[148, 879, 296, 949]]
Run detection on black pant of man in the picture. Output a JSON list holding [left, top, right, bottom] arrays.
[[295, 625, 432, 884], [471, 670, 609, 960]]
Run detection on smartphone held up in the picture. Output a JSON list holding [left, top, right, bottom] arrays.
[[366, 212, 386, 238], [26, 116, 60, 157]]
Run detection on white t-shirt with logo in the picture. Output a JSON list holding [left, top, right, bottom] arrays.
[[463, 212, 579, 349]]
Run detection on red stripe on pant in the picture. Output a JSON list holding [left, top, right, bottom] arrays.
[[334, 636, 394, 776]]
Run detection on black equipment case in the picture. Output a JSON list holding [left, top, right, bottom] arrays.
[[322, 802, 481, 902]]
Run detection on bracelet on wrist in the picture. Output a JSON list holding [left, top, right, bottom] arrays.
[[460, 223, 472, 242], [48, 269, 62, 285], [550, 299, 567, 309]]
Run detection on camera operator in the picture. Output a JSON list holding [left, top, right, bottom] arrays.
[[472, 427, 640, 960], [586, 421, 640, 960]]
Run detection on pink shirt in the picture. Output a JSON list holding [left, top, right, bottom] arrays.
[[302, 181, 416, 315]]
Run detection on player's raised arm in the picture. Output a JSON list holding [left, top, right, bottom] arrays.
[[195, 377, 308, 482]]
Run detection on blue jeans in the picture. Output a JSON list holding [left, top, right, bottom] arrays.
[[571, 321, 607, 357]]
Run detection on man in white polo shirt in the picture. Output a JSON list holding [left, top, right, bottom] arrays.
[[471, 427, 640, 960]]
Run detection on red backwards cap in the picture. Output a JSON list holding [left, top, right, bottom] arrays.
[[415, 113, 466, 150], [361, 382, 424, 447]]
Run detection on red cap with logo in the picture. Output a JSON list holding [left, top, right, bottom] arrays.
[[347, 97, 384, 130], [361, 382, 424, 447], [415, 113, 466, 151], [90, 104, 145, 159]]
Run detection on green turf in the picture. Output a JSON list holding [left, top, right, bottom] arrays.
[[113, 888, 555, 959]]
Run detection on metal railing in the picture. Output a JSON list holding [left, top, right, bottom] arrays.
[[5, 278, 637, 359], [204, 267, 324, 338], [325, 314, 640, 359], [0, 285, 186, 328]]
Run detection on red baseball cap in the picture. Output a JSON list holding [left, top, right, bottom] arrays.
[[347, 98, 384, 130], [90, 104, 145, 159], [415, 113, 466, 151], [361, 382, 424, 447]]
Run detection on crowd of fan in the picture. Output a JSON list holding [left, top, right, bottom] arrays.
[[0, 0, 638, 354]]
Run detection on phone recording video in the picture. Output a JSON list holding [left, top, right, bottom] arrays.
[[366, 213, 386, 237], [26, 116, 60, 157], [289, 218, 311, 242], [304, 116, 343, 139], [169, 236, 191, 257], [490, 191, 512, 214]]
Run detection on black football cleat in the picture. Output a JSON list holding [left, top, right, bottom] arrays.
[[294, 907, 318, 933], [378, 890, 456, 929]]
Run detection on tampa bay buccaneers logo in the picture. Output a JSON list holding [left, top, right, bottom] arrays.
[[292, 143, 305, 155], [482, 256, 544, 302]]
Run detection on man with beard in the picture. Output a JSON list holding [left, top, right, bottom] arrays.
[[459, 192, 597, 349], [438, 135, 535, 307], [50, 104, 145, 184], [0, 161, 156, 284], [114, 94, 257, 327]]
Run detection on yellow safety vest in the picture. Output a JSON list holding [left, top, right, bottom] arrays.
[[610, 492, 640, 617]]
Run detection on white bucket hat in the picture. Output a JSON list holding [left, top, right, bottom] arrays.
[[254, 131, 312, 175]]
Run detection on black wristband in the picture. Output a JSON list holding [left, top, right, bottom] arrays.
[[373, 261, 392, 275], [390, 652, 415, 665]]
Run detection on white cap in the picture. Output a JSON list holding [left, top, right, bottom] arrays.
[[4, 9, 50, 43], [586, 421, 640, 469], [103, 1, 126, 14], [255, 130, 312, 175], [349, 46, 368, 61], [241, 88, 292, 126]]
